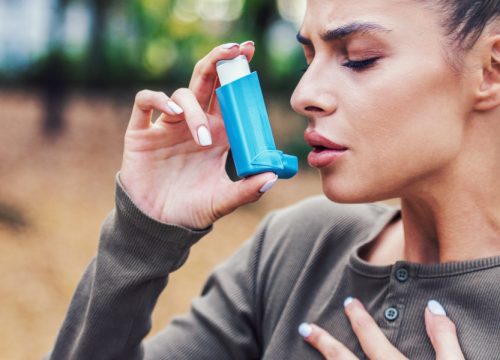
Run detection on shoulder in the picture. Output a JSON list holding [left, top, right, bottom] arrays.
[[263, 195, 394, 247], [256, 195, 396, 274]]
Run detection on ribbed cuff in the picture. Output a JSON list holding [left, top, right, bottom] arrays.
[[96, 174, 214, 274]]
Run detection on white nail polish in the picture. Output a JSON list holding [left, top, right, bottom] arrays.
[[221, 42, 239, 49], [197, 126, 212, 146], [167, 100, 183, 115], [428, 300, 447, 316], [240, 40, 255, 47], [259, 174, 278, 193], [298, 323, 312, 338], [343, 296, 354, 307]]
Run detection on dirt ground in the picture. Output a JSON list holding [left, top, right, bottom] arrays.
[[0, 90, 325, 359]]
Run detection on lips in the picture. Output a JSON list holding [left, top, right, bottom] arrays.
[[304, 130, 348, 168], [304, 130, 348, 151]]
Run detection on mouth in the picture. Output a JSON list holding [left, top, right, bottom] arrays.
[[311, 145, 344, 153], [304, 130, 348, 151], [304, 130, 349, 168]]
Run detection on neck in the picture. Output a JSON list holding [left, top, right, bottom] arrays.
[[401, 112, 500, 263], [401, 193, 500, 263]]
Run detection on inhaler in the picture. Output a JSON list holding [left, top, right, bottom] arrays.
[[215, 55, 298, 179]]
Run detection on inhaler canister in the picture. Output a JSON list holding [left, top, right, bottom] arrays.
[[215, 55, 298, 179]]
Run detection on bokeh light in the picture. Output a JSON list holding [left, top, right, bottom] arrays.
[[196, 0, 244, 22], [173, 0, 200, 23], [63, 2, 91, 57], [144, 38, 178, 75], [277, 0, 307, 28]]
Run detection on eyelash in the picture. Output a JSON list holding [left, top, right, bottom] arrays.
[[343, 57, 380, 70], [300, 57, 380, 73]]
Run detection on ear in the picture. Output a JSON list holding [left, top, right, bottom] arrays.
[[474, 34, 500, 111]]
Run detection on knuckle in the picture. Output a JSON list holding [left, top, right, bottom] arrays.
[[135, 89, 152, 104], [172, 87, 190, 99], [193, 58, 204, 73], [350, 311, 372, 333], [193, 58, 214, 82], [135, 89, 167, 106], [435, 319, 457, 335]]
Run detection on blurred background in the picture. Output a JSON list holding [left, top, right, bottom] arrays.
[[0, 0, 325, 359]]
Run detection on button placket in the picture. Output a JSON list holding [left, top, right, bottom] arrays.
[[376, 263, 414, 346]]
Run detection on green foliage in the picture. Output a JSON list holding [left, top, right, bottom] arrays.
[[3, 0, 305, 91]]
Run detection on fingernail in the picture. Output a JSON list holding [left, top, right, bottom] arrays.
[[428, 300, 447, 316], [221, 42, 239, 49], [197, 125, 212, 146], [240, 40, 255, 47], [298, 323, 312, 338], [259, 174, 278, 193], [166, 100, 183, 115], [343, 296, 354, 307]]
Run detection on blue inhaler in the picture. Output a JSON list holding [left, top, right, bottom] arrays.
[[215, 55, 298, 179]]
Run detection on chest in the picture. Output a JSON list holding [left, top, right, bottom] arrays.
[[260, 265, 500, 359]]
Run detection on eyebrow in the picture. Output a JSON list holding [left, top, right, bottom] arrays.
[[296, 22, 392, 45]]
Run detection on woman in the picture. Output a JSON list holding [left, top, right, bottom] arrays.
[[48, 0, 500, 359]]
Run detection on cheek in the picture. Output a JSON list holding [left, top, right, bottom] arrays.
[[325, 61, 465, 201], [358, 55, 463, 155]]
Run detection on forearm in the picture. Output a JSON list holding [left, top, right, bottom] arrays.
[[47, 177, 211, 360]]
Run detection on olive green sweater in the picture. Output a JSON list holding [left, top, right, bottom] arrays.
[[47, 180, 500, 359]]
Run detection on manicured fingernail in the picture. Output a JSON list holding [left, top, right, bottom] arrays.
[[343, 296, 354, 307], [259, 174, 278, 193], [221, 42, 239, 49], [298, 323, 312, 338], [240, 40, 255, 47], [166, 100, 183, 115], [428, 300, 447, 316], [197, 125, 212, 146]]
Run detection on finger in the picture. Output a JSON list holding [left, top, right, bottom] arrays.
[[239, 40, 256, 62], [425, 300, 465, 360], [343, 297, 406, 360], [206, 41, 255, 115], [206, 77, 221, 115], [170, 88, 213, 147], [298, 323, 358, 359], [189, 42, 241, 110], [129, 90, 184, 131], [214, 173, 278, 218]]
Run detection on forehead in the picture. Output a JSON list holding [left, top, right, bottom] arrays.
[[301, 0, 438, 37]]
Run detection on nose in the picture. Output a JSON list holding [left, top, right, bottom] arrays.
[[290, 65, 337, 119]]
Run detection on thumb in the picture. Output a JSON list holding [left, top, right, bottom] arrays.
[[217, 172, 278, 216]]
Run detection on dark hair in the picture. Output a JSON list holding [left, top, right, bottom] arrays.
[[434, 0, 500, 50]]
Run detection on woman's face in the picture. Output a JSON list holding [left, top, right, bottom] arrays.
[[291, 0, 474, 203]]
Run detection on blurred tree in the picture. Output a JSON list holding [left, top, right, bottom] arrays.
[[86, 0, 112, 88], [242, 0, 278, 79], [40, 0, 70, 136], [2, 0, 305, 146]]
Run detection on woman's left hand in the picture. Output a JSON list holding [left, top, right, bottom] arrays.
[[299, 298, 465, 360]]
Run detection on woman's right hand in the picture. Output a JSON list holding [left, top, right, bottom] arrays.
[[119, 42, 278, 230]]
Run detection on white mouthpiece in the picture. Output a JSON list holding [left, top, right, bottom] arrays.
[[216, 55, 251, 86]]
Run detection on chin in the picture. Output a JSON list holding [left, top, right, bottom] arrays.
[[320, 173, 394, 204]]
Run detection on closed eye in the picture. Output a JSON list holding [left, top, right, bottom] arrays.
[[342, 57, 380, 70]]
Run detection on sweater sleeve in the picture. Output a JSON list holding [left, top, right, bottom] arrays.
[[46, 176, 272, 360]]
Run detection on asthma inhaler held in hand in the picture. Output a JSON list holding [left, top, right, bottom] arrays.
[[215, 55, 298, 179]]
